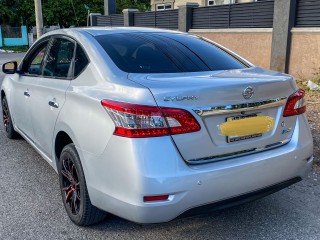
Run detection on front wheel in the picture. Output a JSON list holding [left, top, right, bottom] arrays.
[[1, 96, 19, 139], [59, 143, 107, 226]]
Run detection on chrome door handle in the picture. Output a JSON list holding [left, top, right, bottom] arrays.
[[48, 100, 59, 108], [24, 91, 30, 97]]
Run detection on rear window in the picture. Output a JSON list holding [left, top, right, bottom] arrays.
[[95, 33, 246, 74]]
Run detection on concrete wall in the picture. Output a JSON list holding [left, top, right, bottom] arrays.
[[0, 28, 2, 48], [190, 28, 273, 69], [190, 28, 320, 81], [289, 28, 320, 80]]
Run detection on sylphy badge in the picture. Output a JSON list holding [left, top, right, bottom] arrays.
[[164, 96, 199, 102]]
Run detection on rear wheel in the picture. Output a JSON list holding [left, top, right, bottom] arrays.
[[1, 96, 19, 139], [59, 143, 107, 226]]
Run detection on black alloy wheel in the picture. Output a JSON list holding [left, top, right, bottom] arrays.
[[59, 143, 107, 226], [61, 155, 81, 215], [1, 96, 19, 139]]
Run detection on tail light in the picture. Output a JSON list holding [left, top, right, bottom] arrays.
[[283, 89, 306, 117], [101, 100, 201, 138]]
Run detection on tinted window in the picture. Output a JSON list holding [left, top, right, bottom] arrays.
[[95, 33, 246, 74], [25, 42, 48, 75], [43, 38, 75, 78], [165, 34, 245, 71], [74, 45, 89, 77]]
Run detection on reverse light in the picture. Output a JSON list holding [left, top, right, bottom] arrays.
[[101, 100, 201, 138], [143, 195, 169, 202], [283, 89, 306, 117]]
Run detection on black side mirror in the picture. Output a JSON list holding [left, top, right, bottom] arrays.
[[2, 61, 18, 74]]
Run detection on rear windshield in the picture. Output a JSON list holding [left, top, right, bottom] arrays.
[[95, 33, 246, 73]]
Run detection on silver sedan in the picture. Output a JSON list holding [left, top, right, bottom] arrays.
[[1, 27, 313, 226]]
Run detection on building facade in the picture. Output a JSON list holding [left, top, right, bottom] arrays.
[[151, 0, 257, 11]]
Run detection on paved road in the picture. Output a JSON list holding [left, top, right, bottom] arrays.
[[0, 53, 319, 240], [0, 52, 26, 63], [0, 52, 26, 83]]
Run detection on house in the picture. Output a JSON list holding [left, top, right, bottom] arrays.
[[151, 0, 258, 11]]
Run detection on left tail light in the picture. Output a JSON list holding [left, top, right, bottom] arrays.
[[101, 100, 201, 138], [283, 89, 306, 117]]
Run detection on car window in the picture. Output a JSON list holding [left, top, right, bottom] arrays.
[[162, 33, 246, 71], [24, 42, 48, 76], [94, 33, 246, 74], [43, 38, 75, 78], [74, 45, 89, 77]]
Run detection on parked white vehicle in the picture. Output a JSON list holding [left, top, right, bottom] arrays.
[[1, 28, 313, 226]]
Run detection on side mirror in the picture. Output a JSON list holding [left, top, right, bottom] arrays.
[[2, 61, 18, 74]]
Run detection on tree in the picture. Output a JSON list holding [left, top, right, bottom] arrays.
[[0, 0, 151, 28], [0, 0, 19, 26], [43, 0, 104, 28], [116, 0, 150, 13]]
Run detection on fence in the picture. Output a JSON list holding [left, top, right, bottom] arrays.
[[192, 0, 274, 29], [92, 1, 275, 29], [94, 14, 124, 27], [0, 26, 28, 47], [295, 0, 320, 27], [92, 10, 179, 29], [2, 26, 22, 38], [92, 0, 320, 30], [133, 10, 178, 29]]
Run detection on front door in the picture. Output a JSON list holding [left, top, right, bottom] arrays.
[[10, 40, 49, 140]]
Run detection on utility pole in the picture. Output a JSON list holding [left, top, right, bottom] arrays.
[[104, 0, 116, 15], [34, 0, 43, 39]]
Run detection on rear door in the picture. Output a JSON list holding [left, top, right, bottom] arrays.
[[30, 36, 75, 158]]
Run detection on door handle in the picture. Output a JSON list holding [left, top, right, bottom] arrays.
[[48, 99, 59, 108], [24, 91, 30, 97]]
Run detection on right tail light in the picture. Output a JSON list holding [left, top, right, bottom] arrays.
[[283, 89, 306, 117]]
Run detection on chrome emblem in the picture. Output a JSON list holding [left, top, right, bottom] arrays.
[[243, 86, 254, 99]]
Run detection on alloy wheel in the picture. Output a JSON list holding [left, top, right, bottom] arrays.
[[2, 98, 10, 133], [61, 156, 81, 215]]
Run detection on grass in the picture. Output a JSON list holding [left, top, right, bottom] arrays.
[[296, 66, 320, 96], [15, 59, 22, 65], [1, 45, 29, 53]]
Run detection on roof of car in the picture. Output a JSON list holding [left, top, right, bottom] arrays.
[[46, 27, 183, 37]]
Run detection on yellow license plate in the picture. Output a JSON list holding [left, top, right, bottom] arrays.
[[219, 115, 275, 142]]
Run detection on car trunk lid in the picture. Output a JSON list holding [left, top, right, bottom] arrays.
[[128, 67, 298, 163]]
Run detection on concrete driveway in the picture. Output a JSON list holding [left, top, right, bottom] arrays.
[[0, 52, 319, 240]]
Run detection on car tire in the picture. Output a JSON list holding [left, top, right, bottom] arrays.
[[1, 96, 20, 139], [59, 143, 107, 226]]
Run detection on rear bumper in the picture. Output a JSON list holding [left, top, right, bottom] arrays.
[[81, 115, 313, 224], [179, 176, 302, 219]]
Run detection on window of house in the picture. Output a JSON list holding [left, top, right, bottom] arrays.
[[156, 3, 172, 11], [208, 0, 216, 6]]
